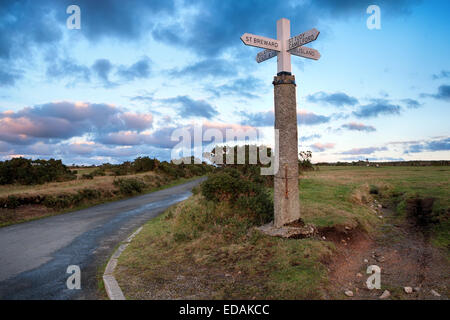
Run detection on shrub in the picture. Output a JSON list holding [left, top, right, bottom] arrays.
[[0, 157, 76, 185], [201, 169, 273, 224], [91, 169, 106, 176], [81, 173, 94, 180], [369, 185, 379, 195], [114, 178, 146, 195], [6, 195, 20, 209], [406, 197, 439, 226]]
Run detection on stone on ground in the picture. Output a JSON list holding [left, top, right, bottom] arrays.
[[404, 287, 413, 294], [379, 290, 391, 299]]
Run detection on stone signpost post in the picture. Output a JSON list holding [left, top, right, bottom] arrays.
[[241, 18, 320, 229]]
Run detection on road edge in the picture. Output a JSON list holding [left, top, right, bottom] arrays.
[[103, 226, 143, 300]]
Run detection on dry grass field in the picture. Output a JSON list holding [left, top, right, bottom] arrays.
[[0, 167, 202, 227]]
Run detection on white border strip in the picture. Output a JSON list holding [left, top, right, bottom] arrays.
[[103, 226, 143, 300]]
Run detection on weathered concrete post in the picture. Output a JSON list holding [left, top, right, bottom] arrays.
[[273, 72, 300, 227]]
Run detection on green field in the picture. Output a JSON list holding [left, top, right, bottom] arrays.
[[114, 166, 449, 299]]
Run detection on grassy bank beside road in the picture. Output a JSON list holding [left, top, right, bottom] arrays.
[[115, 165, 449, 299]]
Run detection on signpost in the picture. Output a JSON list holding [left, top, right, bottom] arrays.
[[241, 18, 321, 228]]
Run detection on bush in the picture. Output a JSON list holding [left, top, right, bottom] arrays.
[[81, 173, 94, 180], [406, 197, 439, 226], [369, 185, 379, 195], [114, 178, 146, 195], [0, 157, 76, 185], [201, 169, 273, 224]]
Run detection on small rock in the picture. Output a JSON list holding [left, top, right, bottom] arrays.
[[430, 289, 441, 297], [344, 290, 353, 297], [225, 273, 231, 277], [404, 287, 413, 294], [356, 273, 363, 278], [379, 290, 391, 299], [364, 259, 369, 263], [345, 226, 351, 231], [378, 204, 382, 209], [322, 236, 326, 240], [413, 287, 421, 292], [378, 215, 383, 219]]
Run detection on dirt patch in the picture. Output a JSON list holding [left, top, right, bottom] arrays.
[[0, 205, 55, 225], [326, 206, 449, 300], [406, 197, 437, 226]]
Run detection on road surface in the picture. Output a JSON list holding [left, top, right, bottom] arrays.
[[0, 177, 205, 300]]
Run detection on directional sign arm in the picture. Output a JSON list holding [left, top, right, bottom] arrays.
[[240, 33, 281, 51], [289, 46, 321, 60], [287, 28, 320, 50], [256, 49, 277, 63]]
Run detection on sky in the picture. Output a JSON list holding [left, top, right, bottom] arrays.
[[0, 0, 449, 165]]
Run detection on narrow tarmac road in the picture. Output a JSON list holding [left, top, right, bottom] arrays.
[[0, 177, 205, 300]]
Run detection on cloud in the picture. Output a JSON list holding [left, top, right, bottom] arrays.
[[401, 98, 422, 109], [0, 0, 421, 75], [340, 147, 388, 155], [341, 122, 376, 132], [353, 99, 401, 118], [300, 134, 321, 142], [92, 59, 114, 86], [240, 111, 274, 127], [405, 137, 450, 153], [161, 96, 218, 119], [306, 91, 359, 107], [0, 68, 23, 87], [340, 156, 405, 162], [421, 85, 450, 102], [0, 0, 175, 62], [298, 110, 331, 125], [152, 0, 419, 58], [240, 110, 330, 127], [97, 121, 260, 149], [169, 58, 237, 78], [432, 70, 450, 80], [46, 57, 91, 83], [48, 57, 152, 87], [208, 76, 265, 99], [310, 142, 335, 152], [0, 101, 154, 144], [117, 57, 152, 81]]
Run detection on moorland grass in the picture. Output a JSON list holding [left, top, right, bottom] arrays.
[[115, 165, 449, 299]]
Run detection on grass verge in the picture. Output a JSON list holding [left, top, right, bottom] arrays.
[[0, 176, 204, 228]]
